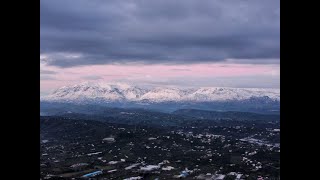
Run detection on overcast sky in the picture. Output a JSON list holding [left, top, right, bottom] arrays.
[[40, 0, 280, 95]]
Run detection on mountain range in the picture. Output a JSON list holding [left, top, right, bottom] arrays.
[[41, 82, 280, 102], [40, 82, 280, 114]]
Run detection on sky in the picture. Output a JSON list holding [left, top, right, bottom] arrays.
[[40, 0, 280, 95]]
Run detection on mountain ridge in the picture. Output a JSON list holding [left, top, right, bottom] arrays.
[[41, 82, 280, 103]]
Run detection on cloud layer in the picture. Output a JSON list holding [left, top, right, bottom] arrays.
[[40, 63, 280, 95], [40, 0, 279, 67]]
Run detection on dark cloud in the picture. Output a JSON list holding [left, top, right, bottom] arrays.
[[40, 0, 280, 67], [171, 68, 192, 72], [40, 70, 57, 74], [40, 75, 56, 80], [82, 75, 103, 80]]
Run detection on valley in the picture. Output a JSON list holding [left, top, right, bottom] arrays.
[[40, 109, 280, 180]]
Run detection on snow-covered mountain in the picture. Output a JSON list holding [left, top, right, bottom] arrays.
[[41, 82, 280, 103]]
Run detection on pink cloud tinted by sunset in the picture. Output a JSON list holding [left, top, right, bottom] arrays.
[[40, 63, 279, 94]]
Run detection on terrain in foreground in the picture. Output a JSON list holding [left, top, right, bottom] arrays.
[[40, 109, 280, 180]]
